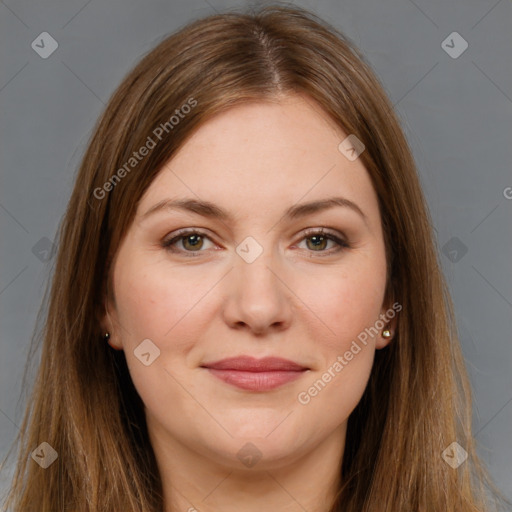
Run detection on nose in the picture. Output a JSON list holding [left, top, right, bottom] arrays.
[[222, 250, 293, 336]]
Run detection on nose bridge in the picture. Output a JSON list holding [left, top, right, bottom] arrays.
[[235, 239, 281, 297]]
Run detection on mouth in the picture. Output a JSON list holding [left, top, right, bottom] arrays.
[[200, 356, 309, 392]]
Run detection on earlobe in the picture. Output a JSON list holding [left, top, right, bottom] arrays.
[[376, 301, 399, 349], [376, 326, 396, 349], [102, 316, 124, 351], [98, 305, 112, 342], [99, 289, 123, 350], [103, 331, 123, 351]]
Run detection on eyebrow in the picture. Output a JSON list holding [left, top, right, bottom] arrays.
[[141, 196, 367, 224]]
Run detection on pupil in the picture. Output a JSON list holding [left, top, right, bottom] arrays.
[[309, 235, 326, 250], [185, 235, 202, 249]]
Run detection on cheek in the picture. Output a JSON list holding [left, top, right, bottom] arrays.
[[294, 254, 387, 353], [293, 263, 384, 421], [291, 251, 386, 413], [110, 254, 226, 410], [111, 258, 213, 416], [112, 256, 216, 344]]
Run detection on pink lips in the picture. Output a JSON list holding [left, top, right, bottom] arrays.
[[201, 356, 308, 391]]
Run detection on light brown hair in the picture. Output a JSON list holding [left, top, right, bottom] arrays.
[[1, 4, 508, 511]]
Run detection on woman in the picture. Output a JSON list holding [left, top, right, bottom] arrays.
[[1, 5, 507, 512]]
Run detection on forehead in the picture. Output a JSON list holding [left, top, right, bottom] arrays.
[[137, 95, 381, 229]]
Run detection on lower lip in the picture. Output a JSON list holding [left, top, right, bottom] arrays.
[[205, 368, 306, 391]]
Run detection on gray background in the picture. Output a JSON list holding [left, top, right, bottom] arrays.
[[1, 0, 511, 503]]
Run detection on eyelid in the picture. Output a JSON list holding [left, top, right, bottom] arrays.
[[293, 228, 350, 256], [299, 227, 348, 243], [161, 228, 219, 254]]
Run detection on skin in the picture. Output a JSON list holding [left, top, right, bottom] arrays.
[[102, 94, 397, 512]]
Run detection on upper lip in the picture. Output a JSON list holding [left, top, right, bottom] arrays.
[[201, 356, 308, 372]]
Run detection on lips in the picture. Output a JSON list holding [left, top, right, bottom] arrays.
[[202, 356, 308, 372], [201, 356, 309, 391]]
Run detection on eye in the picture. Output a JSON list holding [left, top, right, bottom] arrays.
[[162, 227, 350, 258], [294, 228, 350, 256], [161, 229, 216, 257]]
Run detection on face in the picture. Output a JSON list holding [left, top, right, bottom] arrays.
[[103, 94, 395, 472]]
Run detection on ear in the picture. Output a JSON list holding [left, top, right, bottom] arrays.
[[375, 300, 401, 350], [98, 274, 124, 351]]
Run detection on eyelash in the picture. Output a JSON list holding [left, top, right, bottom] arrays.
[[161, 228, 350, 258]]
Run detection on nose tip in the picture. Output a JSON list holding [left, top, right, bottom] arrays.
[[223, 255, 292, 336]]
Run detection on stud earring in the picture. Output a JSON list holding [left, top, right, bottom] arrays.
[[382, 329, 392, 338], [104, 332, 110, 341]]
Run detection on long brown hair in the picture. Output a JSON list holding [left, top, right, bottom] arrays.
[[1, 5, 508, 511]]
